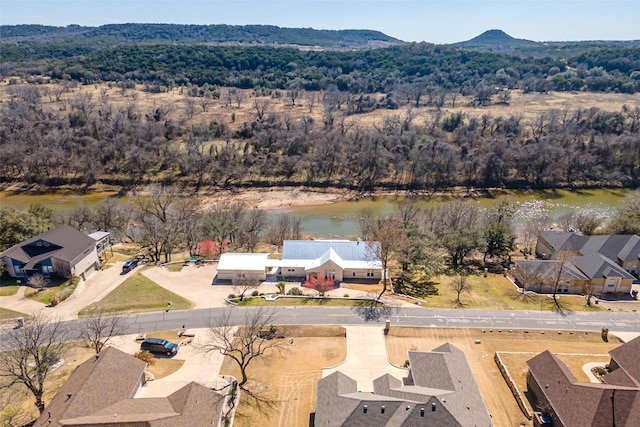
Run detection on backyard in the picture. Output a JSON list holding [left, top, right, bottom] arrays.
[[218, 325, 346, 427]]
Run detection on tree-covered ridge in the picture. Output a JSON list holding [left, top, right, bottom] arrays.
[[0, 23, 402, 48]]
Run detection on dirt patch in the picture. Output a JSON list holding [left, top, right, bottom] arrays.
[[385, 327, 620, 427], [498, 352, 611, 414], [219, 332, 346, 427], [275, 325, 345, 337]]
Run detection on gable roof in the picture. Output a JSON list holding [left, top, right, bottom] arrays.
[[570, 254, 635, 280], [1, 225, 97, 267], [316, 343, 492, 427], [609, 336, 640, 385], [282, 240, 378, 262], [527, 348, 640, 427], [34, 346, 148, 427], [514, 260, 589, 281], [35, 347, 224, 427], [540, 231, 640, 263]]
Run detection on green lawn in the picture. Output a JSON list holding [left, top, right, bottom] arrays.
[[235, 297, 380, 307], [415, 274, 598, 312], [24, 277, 75, 305], [78, 273, 194, 316], [0, 307, 26, 320], [165, 263, 184, 272], [0, 285, 19, 296]]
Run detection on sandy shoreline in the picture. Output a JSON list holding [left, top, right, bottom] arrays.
[[200, 188, 354, 209]]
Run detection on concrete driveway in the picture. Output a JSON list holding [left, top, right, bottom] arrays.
[[108, 328, 228, 398], [55, 261, 142, 320], [322, 326, 407, 392]]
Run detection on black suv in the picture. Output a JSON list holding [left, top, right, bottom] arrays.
[[122, 259, 139, 273], [140, 338, 179, 356]]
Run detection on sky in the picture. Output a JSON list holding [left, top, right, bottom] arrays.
[[1, 0, 638, 44]]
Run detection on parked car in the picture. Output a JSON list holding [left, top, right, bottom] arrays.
[[140, 338, 179, 356], [122, 259, 139, 273]]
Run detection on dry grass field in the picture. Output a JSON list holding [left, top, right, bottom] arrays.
[[385, 327, 620, 427], [218, 325, 346, 427], [2, 80, 639, 140]]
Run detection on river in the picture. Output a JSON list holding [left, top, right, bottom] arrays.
[[1, 188, 633, 238]]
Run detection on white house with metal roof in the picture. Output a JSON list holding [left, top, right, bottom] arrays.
[[216, 253, 270, 281], [271, 240, 382, 282], [215, 240, 382, 283]]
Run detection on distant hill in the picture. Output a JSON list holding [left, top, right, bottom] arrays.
[[450, 29, 640, 58], [452, 29, 538, 49], [0, 23, 404, 49]]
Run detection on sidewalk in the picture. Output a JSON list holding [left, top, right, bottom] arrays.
[[0, 285, 46, 315], [322, 326, 406, 392]]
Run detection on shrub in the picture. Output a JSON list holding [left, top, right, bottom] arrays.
[[251, 290, 260, 296], [227, 294, 236, 299], [134, 350, 155, 365], [49, 295, 60, 307], [403, 359, 410, 368], [344, 293, 350, 298], [287, 287, 303, 296]]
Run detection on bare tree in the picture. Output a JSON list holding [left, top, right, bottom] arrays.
[[232, 275, 260, 301], [451, 274, 472, 307], [184, 97, 196, 120], [27, 273, 49, 291], [234, 89, 245, 108], [253, 98, 270, 121], [199, 93, 212, 112], [77, 310, 127, 354], [0, 312, 71, 414], [367, 218, 407, 299], [200, 308, 286, 389]]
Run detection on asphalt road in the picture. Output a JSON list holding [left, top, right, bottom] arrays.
[[113, 306, 639, 335]]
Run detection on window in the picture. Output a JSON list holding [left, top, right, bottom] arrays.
[[606, 279, 617, 288], [557, 281, 570, 293]]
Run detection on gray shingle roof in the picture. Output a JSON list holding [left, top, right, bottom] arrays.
[[514, 260, 589, 281], [316, 343, 492, 427], [1, 225, 96, 266], [541, 231, 640, 264], [34, 347, 224, 427], [570, 255, 635, 280]]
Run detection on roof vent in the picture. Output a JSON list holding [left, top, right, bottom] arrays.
[[420, 407, 425, 417], [406, 405, 410, 410], [363, 405, 368, 413], [432, 402, 436, 411], [66, 393, 72, 400], [381, 405, 385, 414]]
